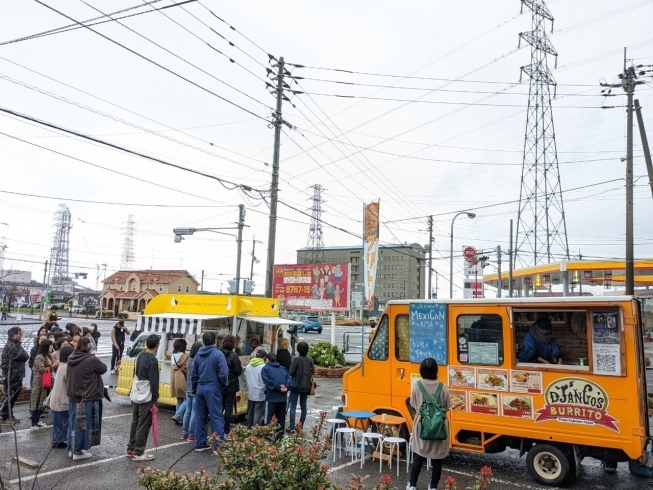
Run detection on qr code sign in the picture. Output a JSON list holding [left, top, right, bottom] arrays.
[[596, 354, 617, 373]]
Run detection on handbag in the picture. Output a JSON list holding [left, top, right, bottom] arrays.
[[130, 375, 152, 403], [42, 366, 53, 389], [309, 377, 317, 396]]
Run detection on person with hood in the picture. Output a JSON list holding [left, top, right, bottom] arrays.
[[191, 331, 228, 452], [127, 334, 160, 462], [518, 317, 563, 364], [110, 319, 130, 373], [89, 323, 101, 346], [49, 345, 73, 448], [220, 334, 242, 436], [0, 327, 29, 425], [243, 349, 267, 428], [67, 337, 107, 461], [287, 341, 315, 432], [261, 352, 292, 440], [181, 341, 203, 442]]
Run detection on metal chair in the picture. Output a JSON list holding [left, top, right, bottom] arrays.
[[381, 436, 408, 477], [360, 432, 383, 468], [333, 427, 358, 462]]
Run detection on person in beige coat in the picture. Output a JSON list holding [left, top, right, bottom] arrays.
[[170, 339, 188, 425], [49, 346, 73, 448], [407, 358, 450, 490]]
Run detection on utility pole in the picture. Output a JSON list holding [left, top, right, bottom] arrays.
[[236, 204, 246, 295], [427, 216, 433, 299], [601, 48, 646, 296], [39, 260, 48, 320], [201, 269, 204, 293], [634, 99, 653, 201], [497, 246, 502, 298], [99, 263, 107, 319], [509, 219, 514, 298], [265, 56, 285, 298]]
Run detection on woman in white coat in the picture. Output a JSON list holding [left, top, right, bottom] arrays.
[[407, 358, 450, 490]]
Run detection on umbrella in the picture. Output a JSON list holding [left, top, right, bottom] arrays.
[[150, 404, 159, 448]]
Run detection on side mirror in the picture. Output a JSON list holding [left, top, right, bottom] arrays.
[[126, 347, 132, 357]]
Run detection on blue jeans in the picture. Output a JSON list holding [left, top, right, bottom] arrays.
[[182, 395, 195, 437], [194, 384, 224, 448], [174, 397, 187, 420], [288, 391, 308, 430]]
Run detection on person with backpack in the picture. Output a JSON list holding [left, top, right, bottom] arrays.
[[220, 335, 242, 436], [407, 357, 450, 490]]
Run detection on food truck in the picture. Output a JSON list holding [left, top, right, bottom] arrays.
[[341, 296, 651, 486], [115, 294, 302, 417]]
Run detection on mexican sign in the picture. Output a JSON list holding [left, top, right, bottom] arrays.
[[272, 263, 350, 311], [534, 378, 619, 432], [363, 201, 379, 311]]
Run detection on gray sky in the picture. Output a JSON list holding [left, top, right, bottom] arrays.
[[1, 0, 652, 297]]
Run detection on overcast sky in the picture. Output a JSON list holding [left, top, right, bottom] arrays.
[[1, 0, 652, 297]]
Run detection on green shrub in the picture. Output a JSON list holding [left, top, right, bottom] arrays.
[[308, 341, 345, 367], [118, 312, 129, 319], [96, 310, 114, 318]]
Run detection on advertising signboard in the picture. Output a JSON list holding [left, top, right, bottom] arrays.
[[363, 201, 380, 310], [272, 263, 350, 311]]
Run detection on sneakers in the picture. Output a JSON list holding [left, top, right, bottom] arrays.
[[171, 416, 182, 425], [110, 369, 116, 374], [72, 452, 93, 461], [131, 453, 155, 461], [127, 449, 135, 458], [195, 444, 212, 452], [406, 485, 417, 490], [181, 434, 188, 440], [69, 450, 89, 458], [31, 422, 47, 428], [187, 435, 196, 442], [1, 416, 19, 424]]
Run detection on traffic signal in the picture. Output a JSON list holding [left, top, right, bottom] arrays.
[[74, 273, 88, 279], [244, 280, 254, 294], [227, 280, 238, 294]]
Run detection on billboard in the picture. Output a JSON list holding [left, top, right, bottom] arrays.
[[363, 201, 380, 310], [272, 263, 350, 311]]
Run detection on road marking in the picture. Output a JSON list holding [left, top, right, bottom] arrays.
[[9, 441, 188, 483], [0, 414, 130, 437]]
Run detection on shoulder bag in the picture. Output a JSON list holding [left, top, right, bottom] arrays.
[[130, 354, 152, 404], [41, 366, 53, 389]]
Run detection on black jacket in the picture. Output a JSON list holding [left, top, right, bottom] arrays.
[[1, 338, 29, 381], [67, 351, 107, 402], [289, 355, 314, 393], [221, 348, 242, 394], [276, 349, 292, 372], [28, 345, 38, 370], [135, 351, 160, 403]]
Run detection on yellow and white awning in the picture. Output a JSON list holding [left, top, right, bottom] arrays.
[[137, 313, 231, 335]]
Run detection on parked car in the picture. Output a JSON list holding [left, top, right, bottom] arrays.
[[71, 305, 87, 314], [11, 301, 28, 308], [298, 314, 323, 334]]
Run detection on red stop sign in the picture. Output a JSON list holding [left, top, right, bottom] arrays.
[[463, 246, 476, 261]]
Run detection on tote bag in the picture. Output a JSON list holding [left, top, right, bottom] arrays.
[[41, 366, 53, 389], [130, 354, 152, 404]]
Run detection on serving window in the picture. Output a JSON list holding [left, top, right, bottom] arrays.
[[513, 308, 623, 375], [457, 314, 504, 366]]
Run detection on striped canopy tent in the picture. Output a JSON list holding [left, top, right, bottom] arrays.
[[137, 313, 231, 336]]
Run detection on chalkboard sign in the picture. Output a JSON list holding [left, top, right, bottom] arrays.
[[409, 302, 447, 364]]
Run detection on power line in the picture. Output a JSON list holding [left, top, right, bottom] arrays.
[[33, 0, 269, 121], [0, 106, 267, 196]]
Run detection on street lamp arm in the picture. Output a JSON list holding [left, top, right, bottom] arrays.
[[449, 212, 476, 299]]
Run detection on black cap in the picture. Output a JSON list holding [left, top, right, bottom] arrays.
[[536, 317, 553, 331]]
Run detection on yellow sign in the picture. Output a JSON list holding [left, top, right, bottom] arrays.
[[144, 294, 280, 317]]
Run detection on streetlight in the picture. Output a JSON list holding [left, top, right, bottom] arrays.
[[173, 205, 247, 294], [449, 212, 476, 299]]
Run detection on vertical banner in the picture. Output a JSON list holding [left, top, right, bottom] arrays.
[[363, 201, 380, 310]]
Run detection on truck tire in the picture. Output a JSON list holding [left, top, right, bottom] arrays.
[[526, 443, 573, 487]]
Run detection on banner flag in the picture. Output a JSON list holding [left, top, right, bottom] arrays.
[[363, 201, 379, 311]]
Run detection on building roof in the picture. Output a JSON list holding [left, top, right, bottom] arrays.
[[102, 288, 159, 300], [103, 270, 199, 285]]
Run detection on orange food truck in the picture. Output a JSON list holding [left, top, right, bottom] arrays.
[[341, 296, 652, 486]]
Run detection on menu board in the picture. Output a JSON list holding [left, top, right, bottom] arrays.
[[502, 395, 533, 419], [470, 392, 499, 415], [409, 303, 447, 364], [477, 369, 508, 392], [450, 390, 467, 412], [592, 312, 622, 376], [468, 342, 499, 365], [448, 366, 476, 389], [509, 370, 543, 394]]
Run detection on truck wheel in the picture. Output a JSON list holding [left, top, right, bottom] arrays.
[[526, 444, 573, 486]]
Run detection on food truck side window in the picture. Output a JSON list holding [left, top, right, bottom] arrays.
[[457, 314, 503, 366], [368, 315, 389, 361], [130, 334, 160, 358], [395, 314, 409, 361]]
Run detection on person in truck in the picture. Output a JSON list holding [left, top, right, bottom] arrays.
[[518, 317, 563, 364]]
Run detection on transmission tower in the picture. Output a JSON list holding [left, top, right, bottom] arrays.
[[514, 0, 570, 268], [120, 214, 136, 270], [47, 204, 72, 288], [305, 185, 325, 263]]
